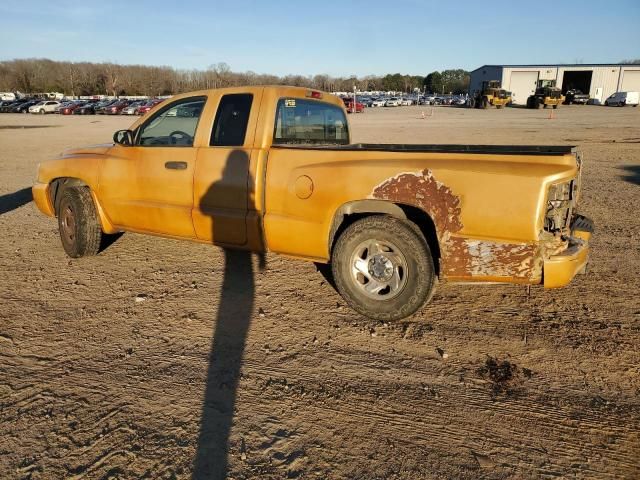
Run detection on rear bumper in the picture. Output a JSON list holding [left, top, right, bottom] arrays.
[[543, 215, 594, 288], [32, 182, 55, 217]]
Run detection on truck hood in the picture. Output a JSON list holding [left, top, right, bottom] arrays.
[[63, 143, 114, 157]]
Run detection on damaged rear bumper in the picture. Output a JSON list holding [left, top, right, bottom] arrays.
[[543, 215, 594, 288]]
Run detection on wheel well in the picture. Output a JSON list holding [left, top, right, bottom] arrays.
[[49, 177, 89, 215], [329, 201, 441, 276], [398, 204, 441, 276]]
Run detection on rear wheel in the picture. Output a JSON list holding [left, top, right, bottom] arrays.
[[482, 97, 488, 109], [331, 216, 436, 321], [553, 104, 558, 109], [57, 187, 102, 258]]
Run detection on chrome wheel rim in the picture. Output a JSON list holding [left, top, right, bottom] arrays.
[[350, 239, 408, 300]]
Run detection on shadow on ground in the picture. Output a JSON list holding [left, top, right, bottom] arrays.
[[192, 149, 265, 479], [620, 165, 640, 185], [0, 187, 33, 215]]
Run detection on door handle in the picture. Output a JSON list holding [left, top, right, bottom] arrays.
[[165, 161, 187, 170]]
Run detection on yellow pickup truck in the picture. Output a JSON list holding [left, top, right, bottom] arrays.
[[32, 86, 593, 320]]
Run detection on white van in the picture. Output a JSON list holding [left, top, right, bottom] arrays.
[[604, 91, 639, 107]]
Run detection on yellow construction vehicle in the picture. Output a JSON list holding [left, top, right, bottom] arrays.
[[472, 80, 512, 109], [527, 80, 565, 109]]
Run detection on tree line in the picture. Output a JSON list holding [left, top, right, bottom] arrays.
[[0, 58, 470, 96]]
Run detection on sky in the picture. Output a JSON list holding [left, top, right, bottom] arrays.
[[0, 0, 638, 77]]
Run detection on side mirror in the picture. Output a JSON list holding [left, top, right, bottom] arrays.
[[113, 129, 134, 146]]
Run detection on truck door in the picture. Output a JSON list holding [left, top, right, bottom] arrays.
[[192, 92, 259, 245], [98, 96, 206, 238]]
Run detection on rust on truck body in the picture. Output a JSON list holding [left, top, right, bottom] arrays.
[[371, 168, 555, 282]]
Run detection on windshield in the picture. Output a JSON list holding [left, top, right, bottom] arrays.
[[273, 98, 349, 145]]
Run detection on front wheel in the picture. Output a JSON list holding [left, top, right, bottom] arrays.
[[39, 109, 45, 114], [57, 187, 103, 258], [331, 216, 436, 321]]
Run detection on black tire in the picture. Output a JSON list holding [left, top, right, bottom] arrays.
[[331, 215, 436, 321], [553, 104, 558, 109], [57, 187, 102, 258], [482, 97, 488, 109]]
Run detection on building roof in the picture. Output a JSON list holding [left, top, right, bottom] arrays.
[[471, 63, 640, 72], [470, 64, 637, 73]]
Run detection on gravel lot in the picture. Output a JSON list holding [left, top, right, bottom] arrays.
[[1, 105, 639, 479]]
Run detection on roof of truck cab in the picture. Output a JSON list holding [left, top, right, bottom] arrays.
[[165, 86, 344, 107]]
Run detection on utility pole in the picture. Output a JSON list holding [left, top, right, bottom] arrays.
[[353, 84, 357, 113]]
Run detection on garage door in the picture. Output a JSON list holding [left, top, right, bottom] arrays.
[[621, 70, 640, 92], [509, 71, 539, 105]]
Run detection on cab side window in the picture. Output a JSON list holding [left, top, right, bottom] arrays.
[[210, 94, 253, 146], [137, 96, 206, 147]]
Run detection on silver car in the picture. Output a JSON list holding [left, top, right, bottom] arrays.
[[122, 101, 144, 115]]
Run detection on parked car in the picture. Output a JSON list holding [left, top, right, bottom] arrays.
[[0, 100, 17, 112], [342, 97, 365, 113], [400, 98, 413, 106], [370, 98, 386, 107], [604, 91, 639, 107], [14, 100, 40, 113], [94, 99, 119, 115], [32, 86, 593, 322], [121, 101, 144, 115], [137, 99, 164, 115], [74, 102, 101, 115], [564, 90, 589, 105], [29, 101, 60, 114], [385, 97, 400, 107], [0, 100, 20, 112], [60, 102, 85, 115], [54, 101, 72, 113], [104, 100, 132, 115]]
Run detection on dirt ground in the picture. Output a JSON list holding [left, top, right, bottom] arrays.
[[1, 104, 639, 480]]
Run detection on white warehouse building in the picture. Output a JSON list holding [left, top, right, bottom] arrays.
[[469, 64, 640, 105]]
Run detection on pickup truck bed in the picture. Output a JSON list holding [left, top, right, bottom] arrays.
[[275, 144, 577, 154]]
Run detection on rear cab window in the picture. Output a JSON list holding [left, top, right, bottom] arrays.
[[273, 98, 349, 145], [210, 94, 253, 146]]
